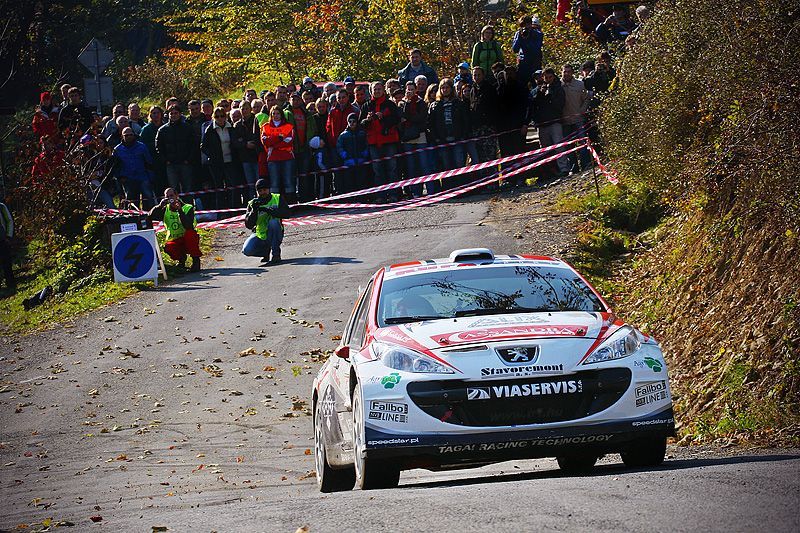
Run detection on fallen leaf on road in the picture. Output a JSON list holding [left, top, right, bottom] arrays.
[[295, 527, 309, 533], [291, 366, 302, 377], [103, 316, 117, 323], [214, 256, 224, 261], [244, 407, 257, 416], [144, 308, 156, 315], [304, 449, 311, 455], [90, 516, 103, 522], [88, 389, 99, 397], [299, 471, 316, 480], [229, 390, 243, 396], [203, 365, 223, 377], [331, 335, 342, 341], [175, 316, 184, 320], [263, 365, 276, 372], [318, 323, 324, 332], [167, 298, 177, 302], [320, 296, 330, 300], [238, 347, 257, 357], [236, 456, 244, 463], [116, 454, 127, 461], [225, 305, 234, 310], [281, 476, 288, 481], [152, 527, 169, 532]]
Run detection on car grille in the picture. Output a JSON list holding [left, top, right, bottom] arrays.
[[406, 368, 631, 427]]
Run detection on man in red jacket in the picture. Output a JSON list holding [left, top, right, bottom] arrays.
[[358, 81, 401, 203]]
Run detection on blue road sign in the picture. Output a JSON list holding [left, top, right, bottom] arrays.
[[113, 234, 156, 279]]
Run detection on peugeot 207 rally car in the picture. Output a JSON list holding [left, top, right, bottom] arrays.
[[312, 249, 674, 491]]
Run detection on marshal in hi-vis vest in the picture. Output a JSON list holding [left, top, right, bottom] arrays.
[[163, 203, 196, 241], [248, 193, 281, 240]]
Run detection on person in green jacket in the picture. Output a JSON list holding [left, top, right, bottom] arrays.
[[242, 179, 292, 265], [148, 188, 202, 272], [472, 25, 504, 79]]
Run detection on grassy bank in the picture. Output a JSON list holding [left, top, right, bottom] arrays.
[[0, 225, 215, 335]]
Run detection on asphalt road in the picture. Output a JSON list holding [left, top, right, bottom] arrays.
[[1, 195, 798, 532]]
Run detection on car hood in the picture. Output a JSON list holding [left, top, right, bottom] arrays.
[[373, 311, 620, 352]]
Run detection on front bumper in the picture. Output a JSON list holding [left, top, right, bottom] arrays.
[[365, 406, 675, 468]]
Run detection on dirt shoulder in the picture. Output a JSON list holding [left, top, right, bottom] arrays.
[[485, 170, 597, 258]]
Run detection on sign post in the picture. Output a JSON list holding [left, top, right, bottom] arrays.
[[111, 229, 166, 286], [78, 38, 114, 113]]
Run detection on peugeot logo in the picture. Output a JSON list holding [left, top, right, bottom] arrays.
[[467, 387, 491, 400], [496, 346, 540, 365]]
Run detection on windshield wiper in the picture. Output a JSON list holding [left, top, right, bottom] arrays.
[[454, 307, 552, 317], [384, 315, 448, 324]]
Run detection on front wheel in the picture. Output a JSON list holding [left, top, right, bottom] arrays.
[[621, 436, 667, 468], [315, 398, 355, 492], [556, 453, 598, 474], [352, 384, 400, 490]]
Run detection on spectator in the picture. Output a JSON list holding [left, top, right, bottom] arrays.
[[322, 82, 338, 102], [140, 105, 167, 195], [165, 96, 179, 110], [275, 86, 290, 109], [128, 103, 146, 134], [58, 87, 93, 138], [86, 135, 117, 209], [302, 90, 315, 106], [386, 78, 401, 95], [201, 107, 243, 209], [201, 99, 214, 120], [496, 66, 529, 160], [59, 83, 72, 107], [260, 105, 297, 204], [414, 75, 429, 99], [244, 88, 258, 102], [101, 102, 127, 140], [560, 64, 590, 172], [286, 92, 313, 202], [512, 15, 544, 87], [114, 127, 155, 209], [336, 113, 369, 194], [398, 48, 439, 86], [595, 5, 636, 44], [156, 105, 195, 193], [148, 188, 201, 272], [635, 5, 651, 24], [106, 115, 129, 148], [359, 81, 402, 203], [399, 82, 437, 197], [187, 99, 208, 193], [0, 201, 15, 294], [391, 88, 405, 104], [301, 77, 321, 99], [327, 89, 358, 162], [32, 91, 59, 140], [310, 97, 332, 197], [532, 67, 569, 176], [428, 78, 471, 187], [469, 66, 500, 168], [31, 135, 64, 179], [472, 25, 504, 77], [424, 83, 439, 104], [454, 62, 473, 87], [353, 84, 369, 111], [232, 100, 260, 199], [242, 179, 292, 264], [343, 76, 356, 98]]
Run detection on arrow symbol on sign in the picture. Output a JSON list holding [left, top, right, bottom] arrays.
[[123, 241, 144, 276]]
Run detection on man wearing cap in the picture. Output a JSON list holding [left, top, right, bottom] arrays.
[[242, 179, 291, 264], [512, 15, 544, 87], [301, 77, 321, 100], [454, 62, 474, 86], [343, 77, 356, 98], [148, 188, 202, 272], [398, 48, 439, 86]]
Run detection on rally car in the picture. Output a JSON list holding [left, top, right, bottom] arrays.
[[312, 249, 674, 491]]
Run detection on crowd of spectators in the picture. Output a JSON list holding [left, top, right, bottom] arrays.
[[28, 9, 642, 215]]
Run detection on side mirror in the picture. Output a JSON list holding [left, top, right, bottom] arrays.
[[334, 345, 350, 359]]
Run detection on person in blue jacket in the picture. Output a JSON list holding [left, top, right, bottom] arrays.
[[113, 127, 155, 209], [512, 15, 544, 88], [336, 113, 369, 195]]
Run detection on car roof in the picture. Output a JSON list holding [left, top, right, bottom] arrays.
[[384, 253, 573, 280]]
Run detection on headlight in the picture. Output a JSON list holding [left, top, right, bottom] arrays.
[[372, 342, 454, 374], [583, 326, 641, 364]]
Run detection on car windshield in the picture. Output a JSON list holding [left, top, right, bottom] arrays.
[[378, 265, 605, 326]]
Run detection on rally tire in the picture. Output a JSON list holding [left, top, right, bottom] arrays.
[[352, 384, 401, 490], [556, 453, 598, 474], [314, 400, 355, 492], [620, 436, 667, 468]]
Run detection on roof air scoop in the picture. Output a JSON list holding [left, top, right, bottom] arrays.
[[449, 248, 495, 262]]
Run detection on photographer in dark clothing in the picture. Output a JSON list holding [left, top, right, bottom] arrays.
[[242, 179, 291, 265]]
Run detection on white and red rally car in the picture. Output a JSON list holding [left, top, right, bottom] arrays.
[[312, 249, 674, 491]]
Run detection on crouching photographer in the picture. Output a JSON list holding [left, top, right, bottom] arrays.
[[242, 178, 291, 265]]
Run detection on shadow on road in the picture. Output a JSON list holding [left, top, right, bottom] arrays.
[[274, 256, 363, 266], [402, 453, 800, 490]]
